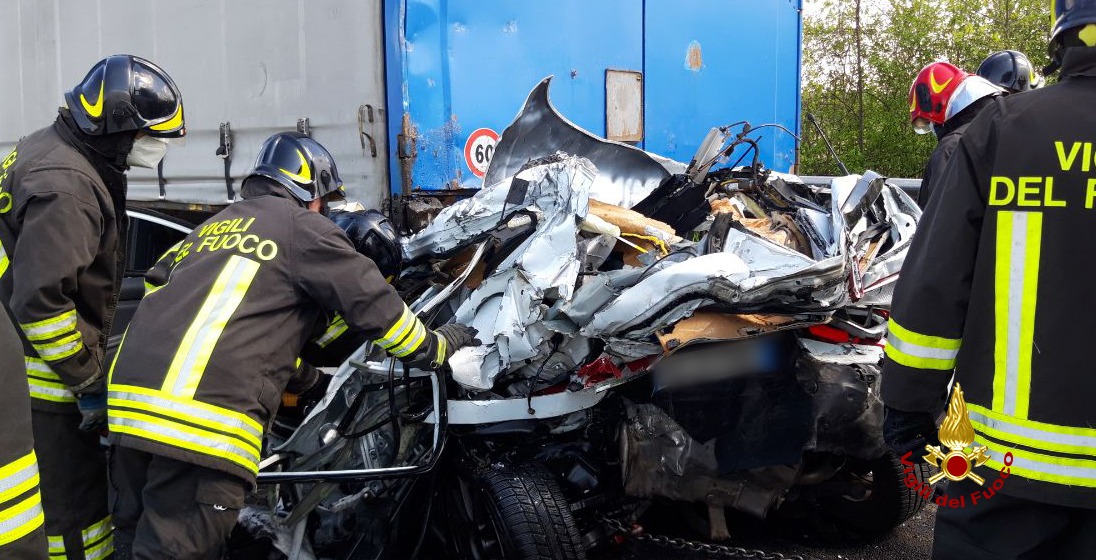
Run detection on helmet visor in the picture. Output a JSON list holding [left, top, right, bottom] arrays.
[[912, 117, 934, 135]]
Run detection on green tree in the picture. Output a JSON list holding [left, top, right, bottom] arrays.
[[800, 0, 1049, 178]]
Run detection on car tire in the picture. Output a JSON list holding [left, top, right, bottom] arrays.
[[821, 451, 933, 537], [446, 462, 586, 560]]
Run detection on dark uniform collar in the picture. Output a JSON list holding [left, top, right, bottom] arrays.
[[239, 176, 308, 207], [54, 108, 134, 172], [1059, 48, 1096, 79], [53, 108, 130, 201]]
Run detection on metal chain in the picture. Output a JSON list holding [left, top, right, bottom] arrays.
[[600, 515, 809, 560]]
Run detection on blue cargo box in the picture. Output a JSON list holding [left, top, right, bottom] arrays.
[[385, 0, 803, 195]]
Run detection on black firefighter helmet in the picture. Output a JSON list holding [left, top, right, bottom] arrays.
[[247, 132, 346, 203], [331, 210, 402, 281], [64, 54, 185, 138], [977, 50, 1043, 93], [1050, 0, 1096, 71]]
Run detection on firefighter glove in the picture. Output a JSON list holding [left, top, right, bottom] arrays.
[[883, 405, 940, 463], [432, 323, 481, 367], [74, 376, 107, 433], [77, 394, 107, 433]]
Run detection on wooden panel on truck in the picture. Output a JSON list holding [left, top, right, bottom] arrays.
[[0, 0, 389, 208]]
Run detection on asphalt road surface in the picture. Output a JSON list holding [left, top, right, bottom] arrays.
[[595, 504, 936, 560]]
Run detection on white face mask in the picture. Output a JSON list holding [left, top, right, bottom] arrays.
[[127, 136, 170, 168]]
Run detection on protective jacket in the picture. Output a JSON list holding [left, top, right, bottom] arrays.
[[107, 179, 442, 485], [0, 306, 47, 557], [917, 96, 993, 208], [882, 48, 1096, 509], [0, 110, 128, 411]]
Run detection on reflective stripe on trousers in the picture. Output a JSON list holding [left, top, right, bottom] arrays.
[[47, 535, 64, 559], [45, 515, 113, 560], [0, 451, 45, 547], [82, 515, 113, 560], [25, 357, 76, 404]]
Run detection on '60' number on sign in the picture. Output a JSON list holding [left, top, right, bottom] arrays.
[[464, 128, 500, 179]]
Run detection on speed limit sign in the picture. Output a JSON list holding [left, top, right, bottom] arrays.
[[464, 128, 499, 178]]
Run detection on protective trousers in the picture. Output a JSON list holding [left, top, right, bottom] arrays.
[[32, 409, 111, 560], [933, 478, 1096, 559], [110, 446, 245, 560]]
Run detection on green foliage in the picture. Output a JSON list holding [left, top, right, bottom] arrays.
[[800, 0, 1049, 177]]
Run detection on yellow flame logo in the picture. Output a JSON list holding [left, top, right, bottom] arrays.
[[924, 383, 991, 485]]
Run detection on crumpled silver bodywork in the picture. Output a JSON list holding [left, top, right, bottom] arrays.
[[486, 76, 684, 208], [401, 80, 919, 394]]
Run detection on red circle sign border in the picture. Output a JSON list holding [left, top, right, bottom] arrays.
[[464, 127, 500, 178]]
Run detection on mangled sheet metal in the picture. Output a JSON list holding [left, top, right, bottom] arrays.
[[410, 154, 597, 390], [395, 78, 919, 396], [486, 77, 685, 208]]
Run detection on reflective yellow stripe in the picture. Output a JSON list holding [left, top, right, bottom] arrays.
[[86, 536, 113, 560], [20, 310, 77, 342], [885, 317, 961, 350], [315, 315, 349, 348], [25, 358, 76, 403], [0, 492, 44, 547], [0, 239, 9, 279], [33, 332, 83, 361], [883, 344, 956, 370], [0, 452, 39, 505], [884, 318, 960, 370], [110, 409, 259, 464], [108, 329, 128, 385], [82, 515, 113, 560], [144, 280, 165, 296], [148, 103, 184, 132], [388, 320, 427, 358], [109, 415, 259, 475], [993, 211, 1042, 418], [162, 255, 260, 398], [979, 434, 1096, 488], [109, 385, 262, 447], [434, 333, 446, 366], [969, 403, 1096, 457], [47, 535, 65, 557], [376, 306, 415, 348]]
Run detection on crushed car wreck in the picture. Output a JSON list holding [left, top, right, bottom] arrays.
[[232, 77, 931, 560]]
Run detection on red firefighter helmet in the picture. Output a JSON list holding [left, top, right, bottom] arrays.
[[908, 62, 967, 134]]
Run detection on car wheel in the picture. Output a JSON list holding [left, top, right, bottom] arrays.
[[445, 463, 586, 560], [820, 451, 933, 537]]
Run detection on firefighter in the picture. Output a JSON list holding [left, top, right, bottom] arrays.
[[300, 209, 404, 367], [908, 62, 1003, 208], [882, 2, 1096, 557], [978, 49, 1045, 94], [0, 55, 185, 560], [0, 305, 48, 559], [106, 132, 479, 559]]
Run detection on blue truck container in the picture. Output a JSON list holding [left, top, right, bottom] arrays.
[[0, 0, 801, 208], [386, 0, 803, 195]]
